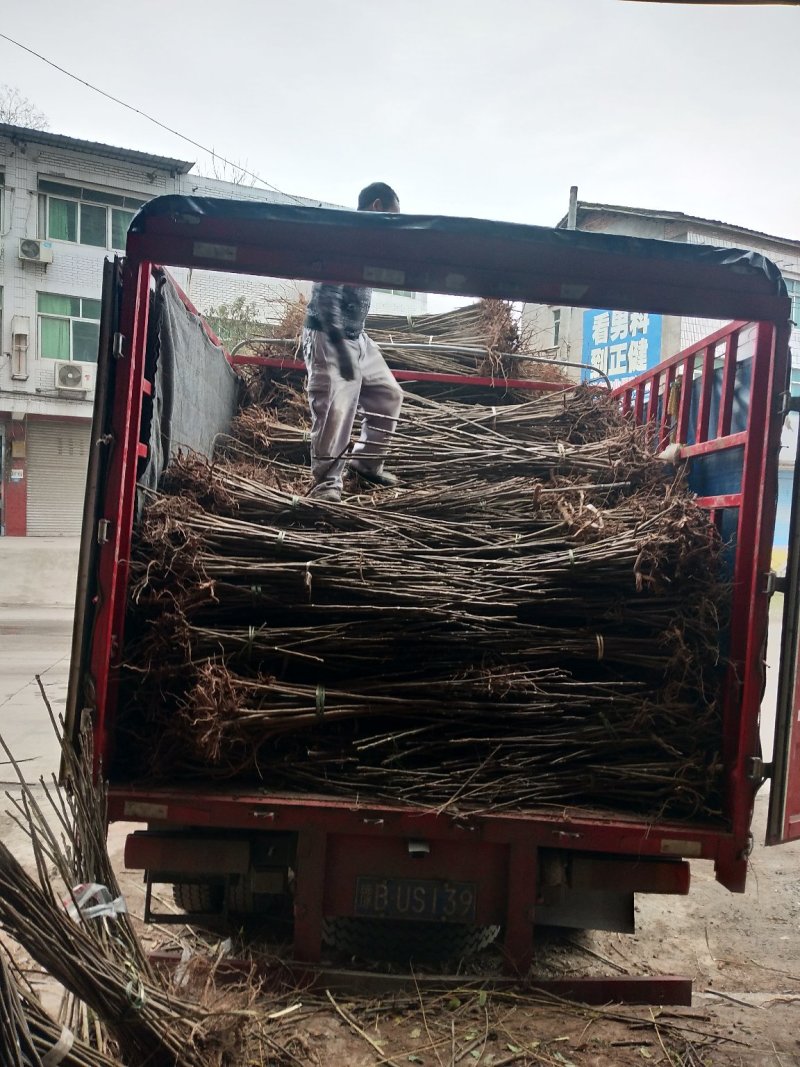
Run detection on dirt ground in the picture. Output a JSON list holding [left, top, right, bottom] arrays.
[[2, 779, 799, 1065]]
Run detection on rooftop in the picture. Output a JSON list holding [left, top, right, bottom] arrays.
[[0, 122, 194, 175], [557, 201, 800, 251]]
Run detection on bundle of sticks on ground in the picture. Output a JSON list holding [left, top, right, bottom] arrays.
[[120, 367, 726, 821], [0, 695, 306, 1067]]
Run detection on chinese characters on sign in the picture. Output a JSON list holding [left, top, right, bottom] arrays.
[[581, 309, 662, 385]]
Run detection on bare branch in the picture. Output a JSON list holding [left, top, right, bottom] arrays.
[[0, 84, 49, 130]]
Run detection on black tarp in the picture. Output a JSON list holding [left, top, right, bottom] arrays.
[[138, 270, 241, 508], [128, 196, 790, 324]]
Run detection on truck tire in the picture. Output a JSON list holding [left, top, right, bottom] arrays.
[[172, 883, 222, 914], [226, 878, 255, 914], [322, 918, 500, 963], [226, 877, 289, 916]]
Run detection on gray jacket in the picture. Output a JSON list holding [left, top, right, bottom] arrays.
[[305, 283, 373, 342]]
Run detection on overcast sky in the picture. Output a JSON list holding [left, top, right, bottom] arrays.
[[1, 0, 798, 238]]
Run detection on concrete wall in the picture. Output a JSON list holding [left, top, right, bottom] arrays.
[[518, 303, 581, 380], [578, 213, 678, 241], [521, 209, 800, 384], [520, 301, 682, 382], [0, 132, 183, 535], [0, 133, 183, 422], [176, 268, 310, 324]]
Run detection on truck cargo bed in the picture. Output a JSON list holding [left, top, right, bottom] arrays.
[[65, 197, 799, 971]]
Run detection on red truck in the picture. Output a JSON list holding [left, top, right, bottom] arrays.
[[65, 196, 800, 998]]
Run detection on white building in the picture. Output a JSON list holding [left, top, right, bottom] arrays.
[[522, 197, 800, 566], [0, 122, 426, 535], [523, 199, 800, 384]]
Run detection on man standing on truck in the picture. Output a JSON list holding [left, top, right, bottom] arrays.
[[302, 182, 404, 502]]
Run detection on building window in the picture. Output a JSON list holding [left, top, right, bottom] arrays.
[[376, 288, 416, 299], [0, 170, 4, 230], [552, 308, 561, 347], [37, 293, 101, 362], [791, 368, 800, 398], [38, 179, 146, 251], [787, 279, 800, 327]]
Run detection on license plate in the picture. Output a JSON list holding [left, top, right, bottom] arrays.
[[354, 877, 477, 922]]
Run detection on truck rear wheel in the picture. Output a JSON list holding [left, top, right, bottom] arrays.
[[172, 883, 223, 914], [322, 917, 500, 963]]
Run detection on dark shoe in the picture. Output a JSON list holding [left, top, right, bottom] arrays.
[[309, 485, 342, 502], [349, 461, 398, 488]]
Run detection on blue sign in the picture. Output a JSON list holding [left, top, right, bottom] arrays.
[[581, 309, 662, 384]]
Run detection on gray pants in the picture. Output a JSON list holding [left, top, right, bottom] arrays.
[[302, 328, 404, 493]]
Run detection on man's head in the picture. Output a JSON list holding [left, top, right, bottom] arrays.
[[358, 182, 400, 213]]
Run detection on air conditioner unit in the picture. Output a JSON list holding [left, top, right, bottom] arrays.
[[55, 361, 96, 392], [19, 238, 54, 264]]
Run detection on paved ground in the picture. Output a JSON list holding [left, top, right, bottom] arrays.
[[0, 537, 78, 785], [0, 536, 80, 608], [0, 607, 72, 785]]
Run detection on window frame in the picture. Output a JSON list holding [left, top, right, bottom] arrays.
[[38, 179, 145, 251], [37, 292, 102, 363], [552, 308, 561, 347], [375, 288, 417, 299], [786, 278, 800, 328]]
